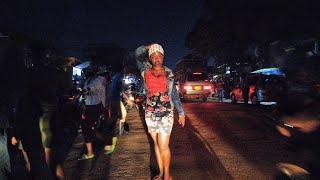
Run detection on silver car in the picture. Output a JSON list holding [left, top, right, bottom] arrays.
[[178, 72, 212, 102]]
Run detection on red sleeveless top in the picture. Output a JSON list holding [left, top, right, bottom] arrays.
[[145, 70, 167, 97]]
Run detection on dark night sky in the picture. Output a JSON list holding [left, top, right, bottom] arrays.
[[0, 0, 203, 68]]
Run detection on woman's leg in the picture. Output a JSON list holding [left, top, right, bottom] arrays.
[[85, 142, 94, 155], [120, 101, 127, 122], [79, 105, 98, 159], [150, 132, 164, 178], [119, 101, 127, 135], [82, 117, 94, 156], [104, 102, 119, 153], [158, 133, 171, 180], [55, 164, 65, 180], [39, 109, 53, 164]]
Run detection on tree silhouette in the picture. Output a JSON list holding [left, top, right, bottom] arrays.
[[186, 0, 320, 66]]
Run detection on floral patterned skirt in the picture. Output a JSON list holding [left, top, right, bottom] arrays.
[[145, 92, 174, 135]]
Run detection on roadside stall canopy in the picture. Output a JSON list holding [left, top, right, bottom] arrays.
[[73, 61, 91, 76]]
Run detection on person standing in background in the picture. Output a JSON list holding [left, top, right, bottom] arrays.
[[217, 78, 225, 102]]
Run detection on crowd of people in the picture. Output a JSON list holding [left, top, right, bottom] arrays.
[[0, 56, 133, 179], [1, 40, 319, 179], [0, 43, 187, 180], [1, 63, 70, 179]]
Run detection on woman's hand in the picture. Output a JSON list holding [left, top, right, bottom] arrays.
[[178, 115, 185, 127], [11, 137, 19, 146]]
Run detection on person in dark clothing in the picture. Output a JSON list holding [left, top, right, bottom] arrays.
[[104, 64, 124, 154], [216, 78, 225, 102], [35, 65, 66, 179], [13, 71, 53, 179], [13, 65, 68, 179], [241, 74, 250, 104]]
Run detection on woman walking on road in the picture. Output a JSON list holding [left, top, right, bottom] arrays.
[[141, 43, 185, 180]]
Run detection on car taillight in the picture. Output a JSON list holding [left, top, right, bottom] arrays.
[[184, 85, 193, 90], [203, 86, 212, 90], [249, 85, 255, 93]]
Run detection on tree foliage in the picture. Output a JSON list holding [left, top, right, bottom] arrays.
[[186, 0, 320, 65]]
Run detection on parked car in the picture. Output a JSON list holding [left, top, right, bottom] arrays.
[[178, 72, 212, 102], [230, 83, 254, 104], [230, 74, 285, 105]]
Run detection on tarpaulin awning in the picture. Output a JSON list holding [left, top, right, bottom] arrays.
[[251, 68, 285, 76]]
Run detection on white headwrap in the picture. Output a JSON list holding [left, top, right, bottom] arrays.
[[148, 43, 164, 57]]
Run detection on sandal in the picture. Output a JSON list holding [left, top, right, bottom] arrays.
[[152, 175, 163, 180], [104, 145, 116, 155], [78, 154, 95, 161]]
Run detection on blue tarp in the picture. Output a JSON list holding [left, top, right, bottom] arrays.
[[74, 61, 91, 69], [251, 68, 285, 76]]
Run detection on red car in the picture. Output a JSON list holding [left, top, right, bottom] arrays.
[[230, 74, 285, 105]]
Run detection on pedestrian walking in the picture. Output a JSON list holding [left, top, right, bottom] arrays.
[[141, 43, 185, 180], [240, 73, 249, 104], [78, 65, 106, 160], [217, 78, 225, 102], [119, 67, 137, 134], [14, 71, 53, 179], [36, 63, 68, 179], [104, 64, 124, 154]]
